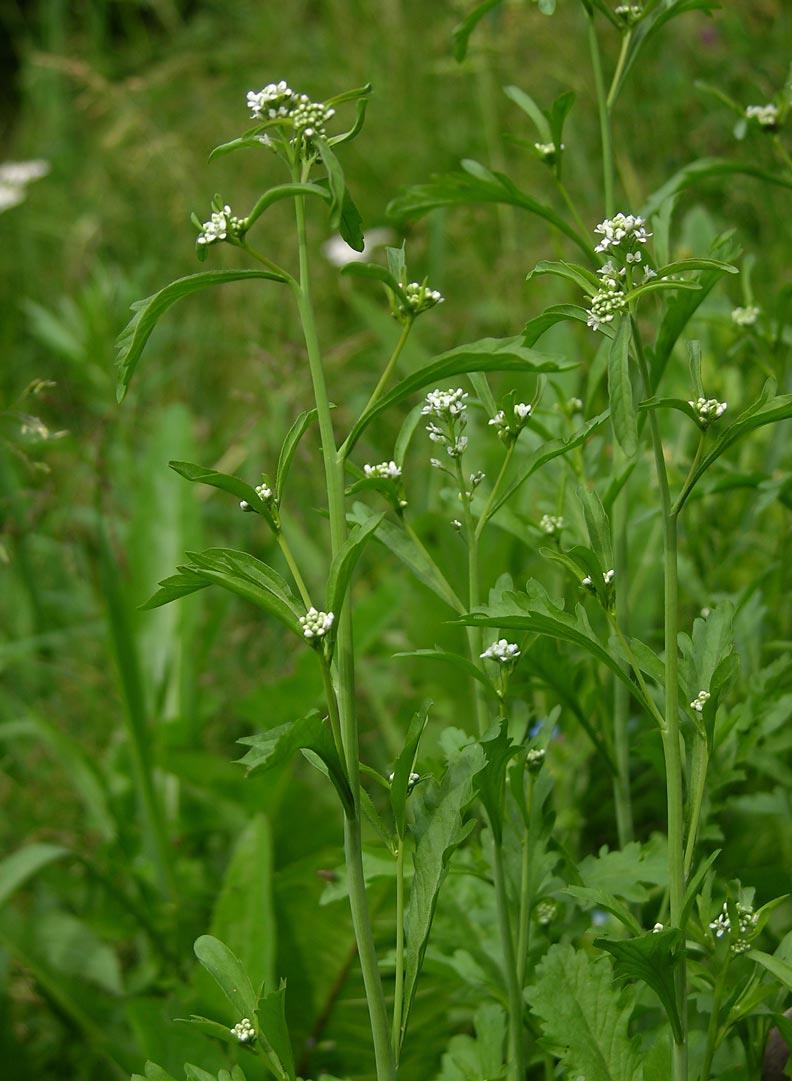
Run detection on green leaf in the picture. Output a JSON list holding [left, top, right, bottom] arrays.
[[503, 84, 551, 141], [653, 257, 738, 279], [451, 0, 505, 61], [548, 90, 575, 151], [275, 408, 319, 504], [577, 485, 613, 570], [337, 187, 365, 252], [316, 141, 345, 227], [327, 510, 384, 616], [474, 721, 520, 844], [169, 461, 266, 512], [244, 183, 330, 231], [563, 885, 643, 936], [134, 1063, 179, 1081], [595, 930, 685, 1042], [387, 163, 591, 259], [193, 935, 259, 1021], [0, 843, 69, 908], [390, 703, 431, 837], [401, 741, 485, 1041], [115, 270, 287, 402], [256, 983, 296, 1081], [327, 83, 373, 147], [343, 335, 570, 454], [608, 317, 638, 458], [746, 949, 792, 992], [393, 650, 497, 696], [641, 157, 792, 221], [341, 261, 408, 305], [527, 259, 600, 295], [526, 943, 642, 1081]]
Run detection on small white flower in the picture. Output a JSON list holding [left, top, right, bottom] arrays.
[[422, 388, 468, 419], [615, 2, 643, 23], [690, 689, 710, 713], [514, 402, 533, 420], [581, 575, 593, 588], [402, 281, 444, 315], [586, 279, 628, 331], [537, 899, 558, 924], [594, 212, 652, 254], [534, 141, 562, 161], [688, 397, 727, 425], [526, 747, 545, 772], [701, 606, 712, 619], [709, 900, 758, 943], [451, 519, 463, 531], [231, 1017, 256, 1044], [364, 460, 402, 479], [625, 250, 642, 264], [239, 500, 254, 513], [247, 80, 295, 120], [539, 513, 564, 535], [480, 639, 521, 663], [388, 770, 420, 792], [0, 159, 49, 215], [196, 205, 244, 246], [603, 568, 615, 585], [731, 305, 760, 327], [488, 410, 507, 428], [652, 922, 664, 933], [255, 482, 273, 501], [300, 607, 335, 640], [745, 103, 779, 128], [291, 97, 336, 144], [568, 396, 584, 413], [643, 265, 657, 281], [430, 457, 443, 469]]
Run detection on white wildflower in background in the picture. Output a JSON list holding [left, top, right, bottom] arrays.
[[451, 519, 463, 531], [423, 388, 468, 419], [534, 141, 562, 163], [480, 639, 521, 663], [0, 158, 50, 214], [643, 266, 657, 281], [581, 575, 593, 588], [689, 397, 727, 425], [364, 460, 401, 479], [388, 770, 421, 793], [732, 305, 760, 327], [594, 212, 652, 254], [488, 402, 533, 442], [539, 513, 564, 535], [652, 922, 664, 933], [402, 281, 444, 315], [615, 3, 643, 24], [603, 568, 615, 585], [300, 607, 335, 640], [322, 226, 394, 267], [230, 1018, 256, 1044], [568, 397, 584, 413], [745, 103, 779, 128], [690, 689, 711, 713], [196, 205, 244, 246]]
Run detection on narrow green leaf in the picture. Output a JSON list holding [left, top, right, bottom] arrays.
[[608, 317, 638, 458], [527, 259, 600, 295], [316, 140, 346, 228], [577, 485, 613, 570], [390, 703, 431, 837], [275, 408, 319, 504], [475, 721, 520, 844], [641, 157, 792, 220], [746, 949, 792, 992], [245, 182, 330, 230], [115, 270, 287, 401], [0, 844, 69, 908], [327, 511, 385, 615], [503, 84, 551, 141], [451, 0, 505, 61], [256, 983, 296, 1081], [393, 650, 497, 696], [169, 461, 265, 510], [193, 935, 259, 1021]]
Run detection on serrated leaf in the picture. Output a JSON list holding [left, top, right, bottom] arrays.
[[256, 983, 296, 1081], [608, 317, 638, 458], [115, 270, 287, 401], [525, 943, 642, 1081], [595, 929, 685, 1042]]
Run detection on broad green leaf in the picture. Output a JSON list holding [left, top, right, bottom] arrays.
[[526, 944, 642, 1081], [387, 163, 591, 259], [451, 0, 505, 61], [390, 703, 431, 838], [434, 1002, 507, 1080], [0, 842, 69, 910], [168, 461, 266, 511], [401, 741, 485, 1041], [527, 259, 600, 295], [577, 839, 667, 903], [641, 157, 792, 221], [595, 929, 685, 1042], [523, 304, 596, 345], [327, 510, 385, 615], [343, 335, 570, 454], [244, 183, 330, 230], [115, 270, 287, 402], [275, 408, 319, 504], [608, 317, 638, 458], [193, 935, 259, 1021], [394, 403, 424, 466], [211, 815, 275, 993]]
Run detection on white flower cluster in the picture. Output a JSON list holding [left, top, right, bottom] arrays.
[[300, 607, 335, 640], [690, 689, 710, 713], [536, 899, 558, 925], [480, 639, 520, 663], [197, 205, 244, 246], [594, 212, 652, 254], [732, 305, 760, 327], [256, 482, 273, 501], [488, 402, 533, 442], [291, 97, 336, 142], [745, 103, 779, 128], [586, 273, 628, 332], [402, 281, 444, 316], [230, 1018, 256, 1044], [246, 81, 335, 149], [689, 397, 727, 425], [615, 2, 643, 24], [568, 396, 584, 414], [423, 388, 469, 459], [539, 513, 564, 535], [247, 81, 296, 120], [534, 141, 562, 162], [526, 747, 546, 772], [0, 158, 49, 214], [709, 900, 758, 954], [652, 922, 664, 933], [364, 460, 401, 479]]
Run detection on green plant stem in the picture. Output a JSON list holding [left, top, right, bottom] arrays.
[[362, 319, 413, 417], [453, 458, 488, 736], [320, 659, 347, 764], [516, 776, 535, 988], [684, 734, 709, 878], [475, 442, 515, 540], [612, 482, 634, 847], [555, 177, 592, 247], [277, 532, 313, 608], [392, 837, 406, 1059], [492, 838, 526, 1081], [587, 13, 615, 217], [700, 959, 729, 1081], [632, 316, 687, 1081], [606, 30, 633, 110], [293, 192, 396, 1081]]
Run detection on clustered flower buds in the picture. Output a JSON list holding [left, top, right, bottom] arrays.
[[400, 281, 444, 317], [196, 205, 244, 246], [536, 899, 558, 925], [745, 103, 780, 129], [709, 900, 759, 954], [423, 388, 469, 459], [690, 689, 710, 713], [389, 770, 421, 794], [534, 141, 562, 164], [586, 265, 629, 332], [615, 3, 643, 24], [291, 98, 336, 143], [364, 460, 402, 479], [480, 639, 521, 663], [488, 402, 533, 443], [689, 397, 727, 426], [300, 607, 335, 640], [230, 1018, 256, 1044], [594, 212, 652, 254], [539, 513, 564, 536], [582, 569, 615, 590], [256, 482, 273, 502], [526, 747, 545, 772], [732, 305, 760, 327], [652, 922, 664, 933], [245, 81, 336, 156]]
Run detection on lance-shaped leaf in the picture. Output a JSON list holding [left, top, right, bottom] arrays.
[[527, 259, 600, 295], [652, 257, 738, 280], [0, 843, 69, 908], [244, 182, 330, 231], [316, 141, 365, 250], [608, 317, 638, 458], [641, 157, 792, 221], [393, 650, 497, 698], [327, 82, 373, 147], [238, 711, 352, 814], [387, 161, 591, 259], [522, 304, 597, 345], [115, 269, 287, 402], [595, 929, 685, 1043], [327, 510, 384, 615], [578, 485, 613, 570], [458, 582, 655, 717], [747, 949, 792, 993], [169, 461, 269, 514], [341, 260, 409, 306], [193, 935, 259, 1020], [401, 741, 485, 1041], [504, 84, 552, 141], [452, 0, 505, 61], [143, 549, 302, 634], [390, 703, 431, 837], [525, 944, 642, 1081], [275, 408, 319, 504], [343, 335, 570, 454]]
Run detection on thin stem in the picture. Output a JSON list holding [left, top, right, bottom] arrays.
[[475, 442, 515, 540], [392, 837, 406, 1059], [700, 959, 729, 1081], [606, 30, 633, 110], [606, 613, 666, 730], [684, 734, 709, 878], [516, 775, 535, 988], [293, 191, 396, 1081], [241, 239, 294, 283], [492, 839, 526, 1081], [587, 14, 615, 217], [555, 177, 592, 246], [320, 660, 347, 765], [361, 320, 413, 419], [277, 532, 313, 608], [453, 457, 488, 736]]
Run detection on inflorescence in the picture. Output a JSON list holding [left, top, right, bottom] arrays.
[[364, 460, 401, 479], [539, 513, 565, 536], [423, 387, 469, 459], [689, 397, 727, 426], [586, 213, 655, 332], [246, 81, 336, 153], [300, 607, 335, 640], [196, 205, 245, 246], [481, 639, 521, 663], [745, 103, 779, 129], [690, 689, 711, 713], [488, 402, 533, 444], [230, 1018, 256, 1044], [709, 901, 759, 954], [732, 305, 760, 327], [401, 281, 444, 317]]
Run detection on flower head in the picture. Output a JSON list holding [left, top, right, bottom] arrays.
[[291, 96, 336, 143], [539, 513, 565, 536], [745, 103, 779, 129], [480, 639, 520, 663], [615, 2, 643, 25], [300, 607, 335, 640], [731, 305, 760, 327], [709, 900, 758, 953], [231, 1018, 256, 1044], [594, 212, 652, 254], [488, 402, 533, 443], [534, 141, 562, 164], [196, 204, 244, 246], [586, 278, 628, 331], [688, 397, 727, 426], [690, 689, 710, 713], [401, 280, 444, 316], [255, 481, 273, 502], [526, 747, 545, 773], [422, 388, 469, 459], [247, 81, 296, 120]]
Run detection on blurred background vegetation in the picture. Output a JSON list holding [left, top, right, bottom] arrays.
[[1, 1, 790, 1079]]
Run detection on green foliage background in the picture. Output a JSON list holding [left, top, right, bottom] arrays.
[[1, 2, 790, 1079]]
